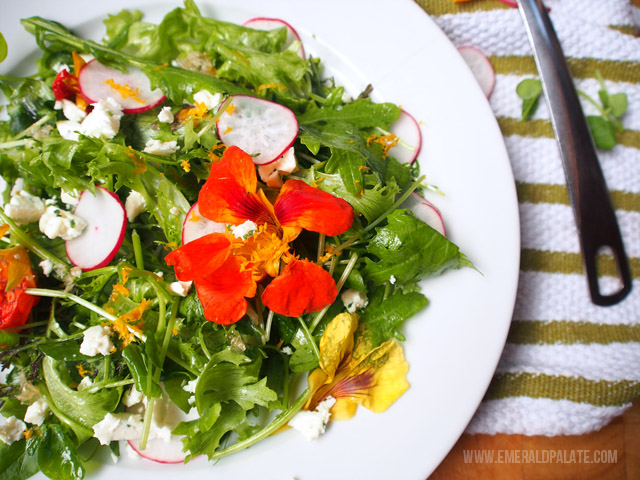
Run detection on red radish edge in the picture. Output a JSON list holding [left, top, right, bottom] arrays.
[[127, 439, 186, 464], [388, 109, 422, 165], [243, 17, 305, 58], [65, 186, 126, 271], [402, 192, 446, 236], [457, 46, 496, 99], [216, 95, 299, 166], [182, 202, 227, 245], [78, 59, 166, 114]]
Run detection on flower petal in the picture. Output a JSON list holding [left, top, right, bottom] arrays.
[[274, 179, 354, 236], [198, 145, 273, 225], [0, 246, 37, 330], [318, 313, 358, 382], [261, 259, 337, 317], [165, 233, 230, 281], [194, 256, 257, 325]]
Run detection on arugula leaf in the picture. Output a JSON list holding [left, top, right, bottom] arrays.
[[37, 338, 91, 362], [363, 209, 472, 286], [289, 328, 319, 373], [38, 425, 85, 480], [0, 437, 41, 480], [122, 343, 162, 398], [6, 79, 55, 134], [358, 288, 429, 348], [586, 115, 617, 150], [42, 357, 120, 443], [325, 148, 365, 196], [195, 355, 277, 411], [516, 78, 542, 121]]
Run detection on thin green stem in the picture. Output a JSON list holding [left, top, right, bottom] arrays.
[[375, 126, 417, 151], [85, 378, 134, 394], [12, 114, 54, 141], [262, 309, 275, 345], [316, 233, 326, 264], [132, 230, 144, 270], [0, 139, 32, 150], [297, 317, 320, 360], [208, 388, 311, 461]]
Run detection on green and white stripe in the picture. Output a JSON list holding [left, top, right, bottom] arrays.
[[417, 0, 640, 435]]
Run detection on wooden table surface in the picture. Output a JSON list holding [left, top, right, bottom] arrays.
[[428, 400, 640, 479]]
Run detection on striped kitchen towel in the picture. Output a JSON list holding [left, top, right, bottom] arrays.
[[415, 0, 640, 436]]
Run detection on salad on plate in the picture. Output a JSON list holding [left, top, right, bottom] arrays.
[[0, 2, 471, 478]]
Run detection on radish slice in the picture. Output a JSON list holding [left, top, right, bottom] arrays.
[[457, 46, 495, 98], [216, 95, 299, 165], [243, 17, 305, 58], [78, 59, 165, 114], [126, 389, 199, 464], [388, 110, 422, 165], [182, 202, 226, 245], [66, 186, 126, 270], [401, 192, 446, 236]]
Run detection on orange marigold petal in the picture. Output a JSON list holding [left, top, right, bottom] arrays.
[[198, 146, 273, 225], [274, 179, 354, 236], [194, 256, 257, 325], [165, 233, 230, 282], [261, 259, 337, 317], [0, 246, 37, 330]]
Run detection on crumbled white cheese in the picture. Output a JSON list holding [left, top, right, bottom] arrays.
[[24, 397, 49, 426], [183, 378, 198, 394], [79, 97, 123, 140], [230, 220, 257, 239], [258, 147, 298, 188], [57, 99, 87, 123], [39, 260, 54, 277], [60, 188, 80, 206], [4, 190, 45, 224], [281, 346, 293, 355], [340, 289, 369, 313], [168, 280, 193, 297], [389, 275, 397, 284], [123, 385, 145, 407], [125, 191, 147, 222], [288, 396, 336, 442], [143, 139, 179, 156], [10, 178, 25, 196], [77, 376, 93, 391], [79, 325, 115, 357], [193, 90, 222, 110], [62, 266, 83, 291], [0, 416, 26, 445], [157, 106, 174, 124], [93, 413, 144, 445], [56, 120, 81, 141], [38, 205, 87, 240]]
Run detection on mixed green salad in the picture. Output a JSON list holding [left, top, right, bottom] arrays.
[[0, 2, 470, 479]]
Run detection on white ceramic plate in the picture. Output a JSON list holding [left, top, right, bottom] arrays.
[[0, 1, 520, 478]]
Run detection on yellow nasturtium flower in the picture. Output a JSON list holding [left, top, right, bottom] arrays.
[[305, 313, 409, 420]]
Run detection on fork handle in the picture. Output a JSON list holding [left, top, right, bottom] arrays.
[[517, 0, 632, 306]]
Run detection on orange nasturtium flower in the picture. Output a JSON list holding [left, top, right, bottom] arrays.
[[0, 245, 38, 330], [165, 146, 354, 325], [305, 313, 409, 420]]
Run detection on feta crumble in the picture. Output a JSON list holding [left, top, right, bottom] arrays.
[[123, 385, 145, 407], [24, 397, 49, 426], [125, 191, 147, 222], [79, 325, 115, 357], [77, 376, 93, 391], [143, 139, 179, 156], [80, 97, 124, 140], [38, 205, 87, 240], [93, 413, 144, 445], [340, 289, 369, 313], [60, 188, 80, 206], [288, 396, 336, 441], [258, 147, 298, 188], [193, 90, 222, 110], [168, 280, 193, 297], [230, 220, 257, 239], [0, 416, 26, 445], [4, 190, 45, 224], [55, 99, 87, 123], [157, 106, 174, 123], [39, 259, 53, 277], [389, 275, 397, 284]]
